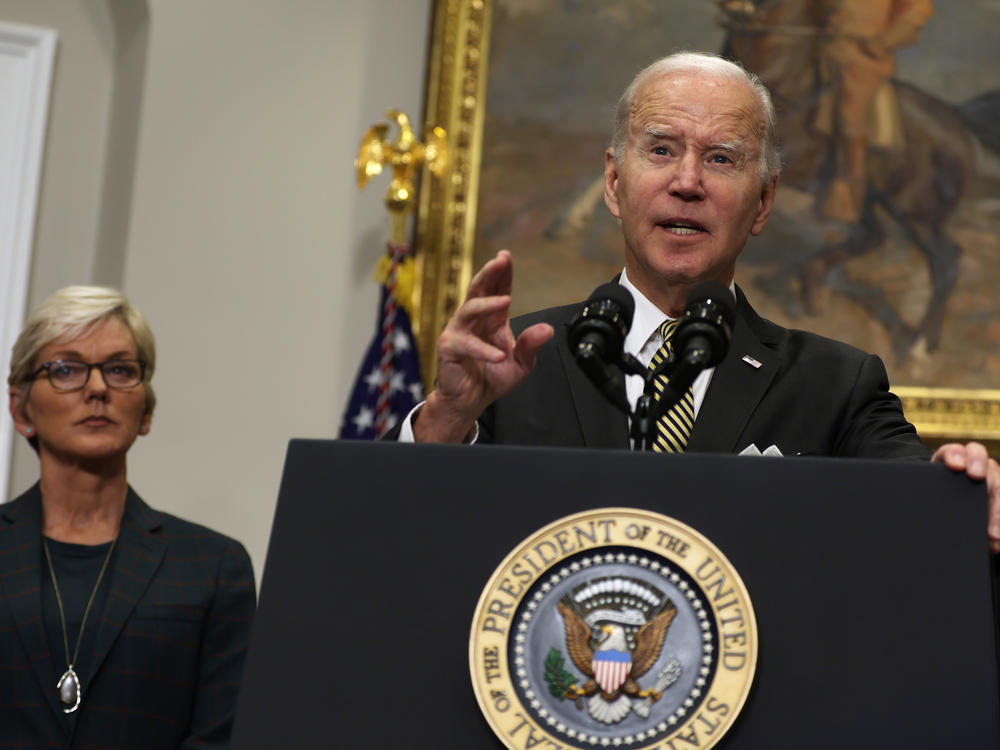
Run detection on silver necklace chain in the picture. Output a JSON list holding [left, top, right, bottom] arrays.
[[42, 535, 117, 714]]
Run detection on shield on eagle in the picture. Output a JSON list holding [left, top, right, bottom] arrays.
[[591, 649, 632, 693], [592, 648, 631, 694]]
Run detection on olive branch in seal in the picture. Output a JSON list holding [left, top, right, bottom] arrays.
[[544, 648, 584, 708]]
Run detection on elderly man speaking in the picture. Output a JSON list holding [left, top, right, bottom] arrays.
[[396, 51, 1000, 553]]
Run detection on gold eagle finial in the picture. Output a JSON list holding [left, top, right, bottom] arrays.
[[355, 109, 448, 222]]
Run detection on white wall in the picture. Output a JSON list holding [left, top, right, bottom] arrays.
[[3, 0, 119, 493], [3, 0, 433, 586]]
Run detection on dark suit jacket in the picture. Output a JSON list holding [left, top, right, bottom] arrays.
[[478, 286, 930, 460], [0, 484, 256, 750]]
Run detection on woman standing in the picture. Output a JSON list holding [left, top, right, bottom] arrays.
[[2, 286, 255, 748]]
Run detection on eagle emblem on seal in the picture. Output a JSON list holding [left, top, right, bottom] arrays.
[[549, 576, 681, 724]]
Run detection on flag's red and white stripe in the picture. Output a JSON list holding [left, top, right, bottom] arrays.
[[374, 241, 406, 437]]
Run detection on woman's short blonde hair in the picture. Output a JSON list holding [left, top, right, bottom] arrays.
[[8, 286, 157, 417]]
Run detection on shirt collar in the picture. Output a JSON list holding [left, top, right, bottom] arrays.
[[620, 269, 666, 357], [618, 269, 737, 356]]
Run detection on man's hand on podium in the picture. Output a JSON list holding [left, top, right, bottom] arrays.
[[931, 442, 1000, 554]]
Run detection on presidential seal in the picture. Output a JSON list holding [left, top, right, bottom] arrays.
[[470, 508, 756, 750]]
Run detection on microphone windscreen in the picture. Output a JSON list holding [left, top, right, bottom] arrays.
[[567, 282, 636, 359], [568, 282, 635, 412], [586, 282, 636, 327], [685, 281, 735, 325], [675, 281, 736, 367]]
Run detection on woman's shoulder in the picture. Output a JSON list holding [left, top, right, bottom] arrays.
[[1, 483, 42, 529], [124, 487, 250, 557]]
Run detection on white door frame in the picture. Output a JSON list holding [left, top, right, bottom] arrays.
[[0, 20, 56, 499]]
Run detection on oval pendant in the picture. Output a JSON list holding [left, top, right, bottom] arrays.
[[57, 667, 81, 714]]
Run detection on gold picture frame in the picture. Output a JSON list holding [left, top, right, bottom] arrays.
[[413, 0, 1000, 451]]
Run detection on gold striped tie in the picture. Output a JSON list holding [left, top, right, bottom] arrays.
[[648, 320, 695, 453]]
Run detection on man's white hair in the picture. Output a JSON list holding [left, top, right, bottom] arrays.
[[610, 51, 781, 184]]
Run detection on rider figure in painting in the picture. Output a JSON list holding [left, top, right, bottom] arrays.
[[813, 0, 934, 223], [719, 0, 962, 358], [719, 0, 934, 224]]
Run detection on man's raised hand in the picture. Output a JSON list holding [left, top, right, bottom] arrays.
[[414, 250, 553, 442]]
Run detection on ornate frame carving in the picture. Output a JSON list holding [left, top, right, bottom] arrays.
[[413, 0, 1000, 447], [413, 0, 491, 381], [895, 387, 1000, 452]]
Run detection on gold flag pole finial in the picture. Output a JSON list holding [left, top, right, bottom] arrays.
[[346, 111, 447, 440], [356, 109, 448, 243]]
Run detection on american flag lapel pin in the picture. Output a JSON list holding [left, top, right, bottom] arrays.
[[742, 355, 762, 369]]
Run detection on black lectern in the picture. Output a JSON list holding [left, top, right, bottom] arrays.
[[232, 440, 999, 749]]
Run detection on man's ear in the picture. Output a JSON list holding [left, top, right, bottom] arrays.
[[604, 148, 622, 219], [750, 176, 779, 236], [138, 414, 152, 436]]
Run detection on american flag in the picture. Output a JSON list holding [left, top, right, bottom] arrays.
[[339, 242, 424, 439]]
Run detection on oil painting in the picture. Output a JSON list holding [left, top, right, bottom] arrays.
[[417, 0, 1000, 441]]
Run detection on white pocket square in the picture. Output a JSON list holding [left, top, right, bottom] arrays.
[[739, 443, 783, 457]]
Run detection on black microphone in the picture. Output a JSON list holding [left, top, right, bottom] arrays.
[[647, 281, 735, 425], [673, 281, 736, 368], [568, 283, 635, 412]]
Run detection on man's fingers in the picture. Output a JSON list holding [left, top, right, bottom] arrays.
[[985, 457, 1000, 551], [452, 294, 512, 327], [441, 322, 550, 368], [933, 442, 1000, 554], [466, 249, 513, 299], [439, 327, 509, 364], [933, 441, 991, 478], [931, 442, 968, 471], [963, 441, 989, 478], [513, 323, 555, 367], [448, 295, 514, 355]]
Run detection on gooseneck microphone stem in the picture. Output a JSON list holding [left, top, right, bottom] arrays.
[[630, 354, 698, 451], [575, 341, 630, 413], [631, 393, 654, 452], [623, 353, 661, 452]]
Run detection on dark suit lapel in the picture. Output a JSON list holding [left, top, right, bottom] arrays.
[[687, 292, 781, 454], [557, 325, 630, 449], [83, 489, 166, 690], [0, 485, 71, 731]]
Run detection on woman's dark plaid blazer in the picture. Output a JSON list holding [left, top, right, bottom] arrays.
[[0, 483, 256, 749]]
